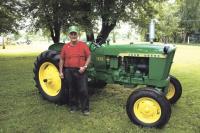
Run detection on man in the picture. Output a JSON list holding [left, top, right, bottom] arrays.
[[59, 26, 91, 115]]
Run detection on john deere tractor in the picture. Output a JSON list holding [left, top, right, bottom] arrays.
[[33, 41, 182, 128]]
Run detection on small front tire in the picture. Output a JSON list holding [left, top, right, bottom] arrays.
[[126, 88, 171, 128], [166, 75, 182, 104]]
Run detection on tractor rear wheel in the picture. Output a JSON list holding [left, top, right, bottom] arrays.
[[33, 50, 68, 104], [166, 75, 182, 104], [126, 88, 171, 128]]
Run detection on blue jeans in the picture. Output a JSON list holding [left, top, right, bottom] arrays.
[[64, 68, 89, 111]]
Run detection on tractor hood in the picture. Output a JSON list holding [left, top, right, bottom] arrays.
[[94, 43, 176, 58]]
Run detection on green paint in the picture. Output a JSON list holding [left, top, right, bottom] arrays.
[[48, 42, 176, 90]]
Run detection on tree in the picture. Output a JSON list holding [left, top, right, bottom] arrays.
[[179, 0, 200, 42], [23, 0, 95, 43], [93, 0, 165, 44], [0, 0, 22, 34], [23, 0, 69, 43], [24, 0, 165, 44], [125, 0, 161, 42], [154, 1, 181, 43]]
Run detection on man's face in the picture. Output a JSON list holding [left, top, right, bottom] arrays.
[[69, 32, 78, 42]]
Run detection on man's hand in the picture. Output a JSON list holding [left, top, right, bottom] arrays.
[[59, 72, 64, 79], [79, 66, 87, 74]]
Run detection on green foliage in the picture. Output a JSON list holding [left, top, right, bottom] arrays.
[[22, 0, 166, 43], [23, 0, 70, 42], [155, 1, 181, 42], [22, 0, 96, 42], [89, 0, 165, 42], [180, 0, 200, 32], [1, 45, 200, 132], [0, 0, 22, 34], [136, 0, 200, 43]]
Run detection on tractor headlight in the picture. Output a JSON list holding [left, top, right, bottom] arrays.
[[163, 44, 176, 54], [163, 45, 170, 54]]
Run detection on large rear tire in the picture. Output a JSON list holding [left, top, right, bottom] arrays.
[[126, 88, 171, 128], [33, 50, 68, 104]]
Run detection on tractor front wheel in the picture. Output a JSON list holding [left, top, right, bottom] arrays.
[[33, 50, 68, 104], [126, 88, 171, 128], [166, 75, 182, 104]]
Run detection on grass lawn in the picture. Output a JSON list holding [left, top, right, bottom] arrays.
[[0, 45, 200, 133]]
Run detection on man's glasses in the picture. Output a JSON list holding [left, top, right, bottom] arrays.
[[70, 32, 77, 36]]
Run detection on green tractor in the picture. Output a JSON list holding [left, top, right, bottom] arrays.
[[33, 41, 182, 128]]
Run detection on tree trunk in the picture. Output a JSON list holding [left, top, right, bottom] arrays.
[[81, 13, 95, 42], [54, 27, 60, 43], [49, 25, 60, 43], [48, 2, 61, 44], [184, 33, 187, 43], [83, 18, 94, 42], [183, 32, 190, 43], [172, 32, 177, 43], [86, 31, 94, 42], [2, 37, 5, 49], [96, 18, 116, 45], [112, 31, 116, 43]]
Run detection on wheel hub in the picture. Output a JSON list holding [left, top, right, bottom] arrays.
[[39, 62, 61, 96], [133, 97, 161, 123], [166, 83, 175, 100]]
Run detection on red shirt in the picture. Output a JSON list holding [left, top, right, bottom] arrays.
[[61, 41, 91, 68]]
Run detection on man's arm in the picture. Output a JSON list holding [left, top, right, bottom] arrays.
[[84, 54, 91, 67], [79, 54, 91, 74]]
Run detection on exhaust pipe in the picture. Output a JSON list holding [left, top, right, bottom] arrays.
[[149, 19, 158, 44]]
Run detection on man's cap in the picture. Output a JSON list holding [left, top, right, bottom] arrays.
[[68, 26, 79, 34]]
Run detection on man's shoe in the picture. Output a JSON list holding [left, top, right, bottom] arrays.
[[69, 106, 78, 113], [83, 110, 90, 116], [70, 109, 75, 113]]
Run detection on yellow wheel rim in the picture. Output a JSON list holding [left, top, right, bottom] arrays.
[[166, 83, 175, 100], [133, 97, 161, 123], [39, 62, 61, 96]]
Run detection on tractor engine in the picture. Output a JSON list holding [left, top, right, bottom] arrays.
[[122, 57, 149, 76], [103, 55, 149, 85]]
